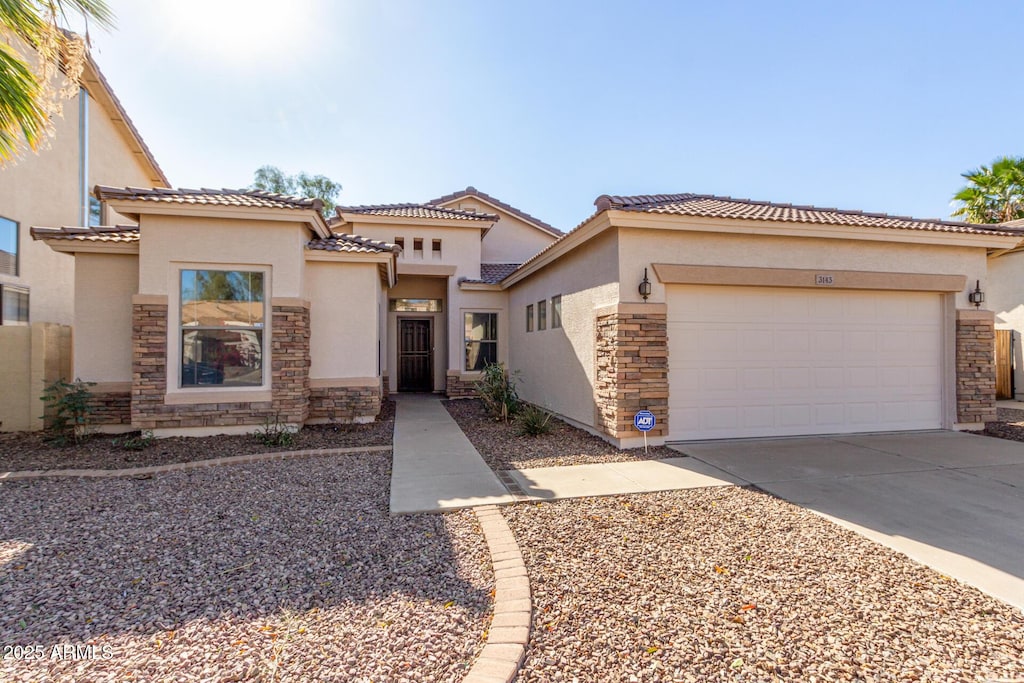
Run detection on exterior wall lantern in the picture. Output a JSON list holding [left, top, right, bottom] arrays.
[[639, 268, 652, 301], [968, 280, 985, 308]]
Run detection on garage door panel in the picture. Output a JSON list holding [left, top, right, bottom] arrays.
[[668, 286, 944, 440]]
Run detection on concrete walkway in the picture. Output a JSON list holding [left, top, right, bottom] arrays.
[[390, 395, 514, 514]]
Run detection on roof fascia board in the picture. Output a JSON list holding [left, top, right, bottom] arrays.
[[501, 212, 613, 288], [305, 250, 396, 286], [459, 282, 502, 291], [105, 200, 331, 237], [38, 240, 138, 255], [609, 210, 1024, 250]]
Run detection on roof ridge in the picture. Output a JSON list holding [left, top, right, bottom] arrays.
[[428, 186, 563, 236]]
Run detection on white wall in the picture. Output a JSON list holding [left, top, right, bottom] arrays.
[[74, 253, 138, 382], [306, 261, 381, 380]]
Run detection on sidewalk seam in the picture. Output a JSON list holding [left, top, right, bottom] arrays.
[[465, 505, 531, 683]]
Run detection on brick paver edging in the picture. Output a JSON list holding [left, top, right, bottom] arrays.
[[465, 505, 532, 683], [0, 445, 392, 481]]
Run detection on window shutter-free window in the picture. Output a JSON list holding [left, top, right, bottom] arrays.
[[465, 312, 497, 371], [538, 300, 547, 330], [526, 304, 534, 332], [552, 295, 562, 328], [0, 216, 18, 276]]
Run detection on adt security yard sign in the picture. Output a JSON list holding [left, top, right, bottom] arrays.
[[634, 410, 655, 432], [634, 410, 655, 454]]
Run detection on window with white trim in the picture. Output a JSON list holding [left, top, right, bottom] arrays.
[[180, 270, 265, 387]]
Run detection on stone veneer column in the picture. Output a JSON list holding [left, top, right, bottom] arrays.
[[446, 371, 478, 398], [956, 309, 996, 426], [131, 295, 169, 430], [594, 303, 668, 443], [270, 300, 311, 424]]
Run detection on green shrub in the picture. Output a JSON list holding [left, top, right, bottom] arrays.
[[517, 404, 553, 436], [113, 430, 155, 451], [253, 413, 296, 448], [475, 362, 519, 423], [40, 378, 96, 446]]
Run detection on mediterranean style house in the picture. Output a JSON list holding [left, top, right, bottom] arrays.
[[31, 185, 1023, 447], [0, 51, 168, 431]]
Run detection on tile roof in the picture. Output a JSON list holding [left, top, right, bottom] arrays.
[[429, 186, 563, 236], [307, 233, 398, 254], [1002, 218, 1024, 227], [596, 193, 1024, 237], [95, 186, 324, 211], [336, 203, 497, 222], [30, 225, 139, 243], [460, 263, 522, 285]]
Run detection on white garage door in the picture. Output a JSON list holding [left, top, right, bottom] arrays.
[[667, 285, 944, 440]]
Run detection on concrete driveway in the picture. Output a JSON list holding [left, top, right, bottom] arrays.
[[672, 431, 1024, 611]]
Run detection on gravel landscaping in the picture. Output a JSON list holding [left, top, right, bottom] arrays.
[[0, 400, 394, 473], [504, 488, 1024, 682], [974, 406, 1024, 443], [444, 399, 677, 470], [0, 450, 492, 682]]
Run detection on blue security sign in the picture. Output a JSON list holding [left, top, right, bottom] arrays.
[[634, 410, 656, 432]]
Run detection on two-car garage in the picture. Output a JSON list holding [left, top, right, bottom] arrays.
[[666, 284, 946, 441]]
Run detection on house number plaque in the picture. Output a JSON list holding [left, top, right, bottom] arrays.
[[815, 274, 835, 286]]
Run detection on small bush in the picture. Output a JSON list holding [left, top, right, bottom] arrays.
[[113, 430, 155, 451], [475, 362, 519, 423], [253, 413, 296, 448], [517, 404, 553, 436], [40, 378, 96, 446]]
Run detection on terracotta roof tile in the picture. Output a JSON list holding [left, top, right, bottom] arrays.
[[30, 225, 139, 243], [336, 203, 497, 222], [429, 186, 563, 236], [307, 233, 398, 254], [460, 263, 522, 285], [95, 186, 324, 212], [596, 193, 1024, 237]]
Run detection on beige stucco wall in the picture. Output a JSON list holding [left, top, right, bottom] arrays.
[[987, 251, 1024, 397], [306, 261, 381, 380], [73, 253, 138, 383], [617, 228, 989, 309], [0, 83, 159, 325], [0, 323, 71, 431], [449, 202, 557, 264], [452, 287, 508, 379], [352, 221, 485, 281], [507, 230, 620, 426]]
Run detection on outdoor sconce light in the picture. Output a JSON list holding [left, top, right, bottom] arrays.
[[639, 268, 652, 301], [968, 280, 985, 308]]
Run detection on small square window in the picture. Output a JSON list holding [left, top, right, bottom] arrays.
[[0, 284, 29, 325], [526, 304, 534, 332], [538, 300, 547, 331], [413, 238, 423, 255], [88, 196, 103, 227], [395, 237, 405, 253], [551, 295, 562, 328], [432, 239, 441, 255]]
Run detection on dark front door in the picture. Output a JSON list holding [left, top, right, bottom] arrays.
[[399, 318, 433, 392]]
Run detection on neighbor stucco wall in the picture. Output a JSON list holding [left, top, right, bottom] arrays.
[[306, 261, 380, 380], [508, 230, 620, 426], [0, 83, 158, 325], [616, 228, 989, 309], [74, 252, 138, 383], [987, 251, 1024, 397]]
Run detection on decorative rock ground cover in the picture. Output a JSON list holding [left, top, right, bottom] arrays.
[[975, 406, 1024, 443], [444, 399, 677, 470], [0, 451, 492, 682], [0, 401, 395, 473], [503, 488, 1023, 682]]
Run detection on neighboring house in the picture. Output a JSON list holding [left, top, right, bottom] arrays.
[[0, 50, 168, 432], [0, 53, 168, 326], [32, 186, 1020, 446], [984, 217, 1024, 399]]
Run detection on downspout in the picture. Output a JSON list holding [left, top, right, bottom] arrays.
[[78, 88, 89, 226]]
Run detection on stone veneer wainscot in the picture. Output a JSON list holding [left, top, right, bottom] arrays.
[[956, 309, 996, 425]]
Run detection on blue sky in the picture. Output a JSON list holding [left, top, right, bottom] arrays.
[[76, 0, 1022, 231]]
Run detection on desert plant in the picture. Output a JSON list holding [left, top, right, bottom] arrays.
[[474, 362, 519, 423], [40, 378, 96, 446], [253, 413, 296, 448], [517, 404, 553, 436], [113, 430, 155, 451]]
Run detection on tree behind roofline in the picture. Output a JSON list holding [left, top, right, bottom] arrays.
[[950, 156, 1024, 224], [251, 165, 342, 217], [0, 0, 115, 164]]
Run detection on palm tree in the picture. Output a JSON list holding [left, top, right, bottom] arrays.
[[1, 0, 114, 164], [951, 156, 1024, 224]]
